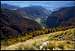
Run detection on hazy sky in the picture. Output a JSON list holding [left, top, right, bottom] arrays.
[[1, 1, 75, 11]]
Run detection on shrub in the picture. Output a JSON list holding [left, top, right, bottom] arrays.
[[48, 35, 55, 40]]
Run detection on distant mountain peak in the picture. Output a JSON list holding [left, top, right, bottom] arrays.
[[16, 5, 50, 19], [1, 3, 20, 10]]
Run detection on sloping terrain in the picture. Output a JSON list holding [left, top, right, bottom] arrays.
[[1, 28, 75, 50], [46, 6, 75, 28], [1, 4, 75, 50], [16, 6, 50, 20], [0, 8, 42, 40], [16, 6, 50, 27], [1, 4, 19, 10]]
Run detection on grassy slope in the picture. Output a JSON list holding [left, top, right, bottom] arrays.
[[1, 28, 75, 50]]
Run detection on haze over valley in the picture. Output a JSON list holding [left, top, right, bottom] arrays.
[[1, 1, 75, 50]]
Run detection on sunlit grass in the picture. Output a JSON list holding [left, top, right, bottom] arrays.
[[1, 28, 75, 50]]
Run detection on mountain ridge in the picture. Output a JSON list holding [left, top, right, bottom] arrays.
[[0, 8, 42, 40], [46, 6, 75, 28]]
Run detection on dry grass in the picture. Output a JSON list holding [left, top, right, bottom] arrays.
[[1, 28, 75, 50]]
